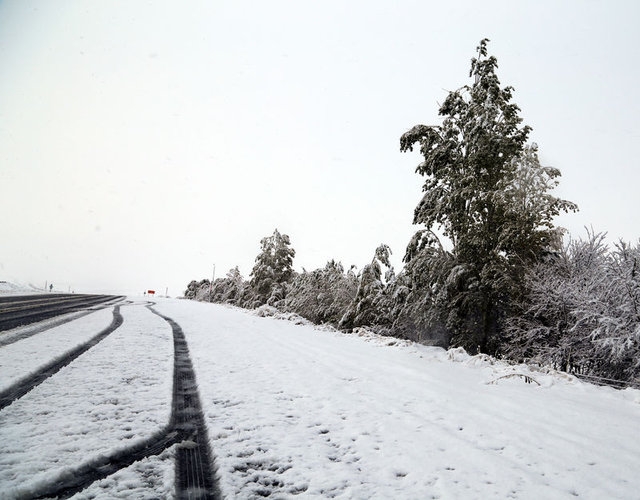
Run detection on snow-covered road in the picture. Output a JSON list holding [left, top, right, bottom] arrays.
[[1, 298, 639, 499], [0, 302, 175, 499]]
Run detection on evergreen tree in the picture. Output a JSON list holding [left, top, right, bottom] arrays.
[[400, 39, 576, 354], [250, 229, 296, 306]]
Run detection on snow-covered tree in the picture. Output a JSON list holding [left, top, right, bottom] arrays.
[[210, 266, 252, 306], [589, 240, 640, 380], [184, 280, 200, 299], [340, 244, 394, 330], [387, 230, 453, 346], [283, 260, 358, 325], [250, 229, 296, 307], [399, 39, 576, 354], [505, 231, 640, 383], [184, 279, 211, 301], [502, 144, 577, 264]]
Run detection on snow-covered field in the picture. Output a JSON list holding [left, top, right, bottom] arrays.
[[0, 281, 42, 295], [1, 297, 639, 499]]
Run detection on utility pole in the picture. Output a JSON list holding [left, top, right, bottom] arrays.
[[209, 264, 216, 302]]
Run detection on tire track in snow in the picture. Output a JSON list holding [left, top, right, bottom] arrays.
[[29, 429, 179, 499], [150, 306, 221, 500], [0, 300, 127, 349], [0, 305, 124, 411], [27, 305, 221, 500]]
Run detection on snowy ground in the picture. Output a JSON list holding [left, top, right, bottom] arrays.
[[0, 281, 42, 295], [1, 298, 639, 499], [0, 302, 174, 498]]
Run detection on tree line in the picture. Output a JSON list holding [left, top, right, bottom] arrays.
[[185, 40, 639, 386]]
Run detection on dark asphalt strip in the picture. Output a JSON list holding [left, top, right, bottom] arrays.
[[0, 305, 124, 411], [0, 295, 125, 332], [26, 306, 221, 500], [0, 299, 129, 348]]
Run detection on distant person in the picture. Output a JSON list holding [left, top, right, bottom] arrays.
[[49, 284, 53, 292]]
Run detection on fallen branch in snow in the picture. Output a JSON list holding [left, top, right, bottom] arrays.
[[487, 373, 541, 386], [574, 373, 639, 390]]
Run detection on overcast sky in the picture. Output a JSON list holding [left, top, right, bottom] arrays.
[[1, 1, 638, 296]]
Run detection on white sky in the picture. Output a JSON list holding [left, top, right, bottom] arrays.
[[1, 0, 638, 296]]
